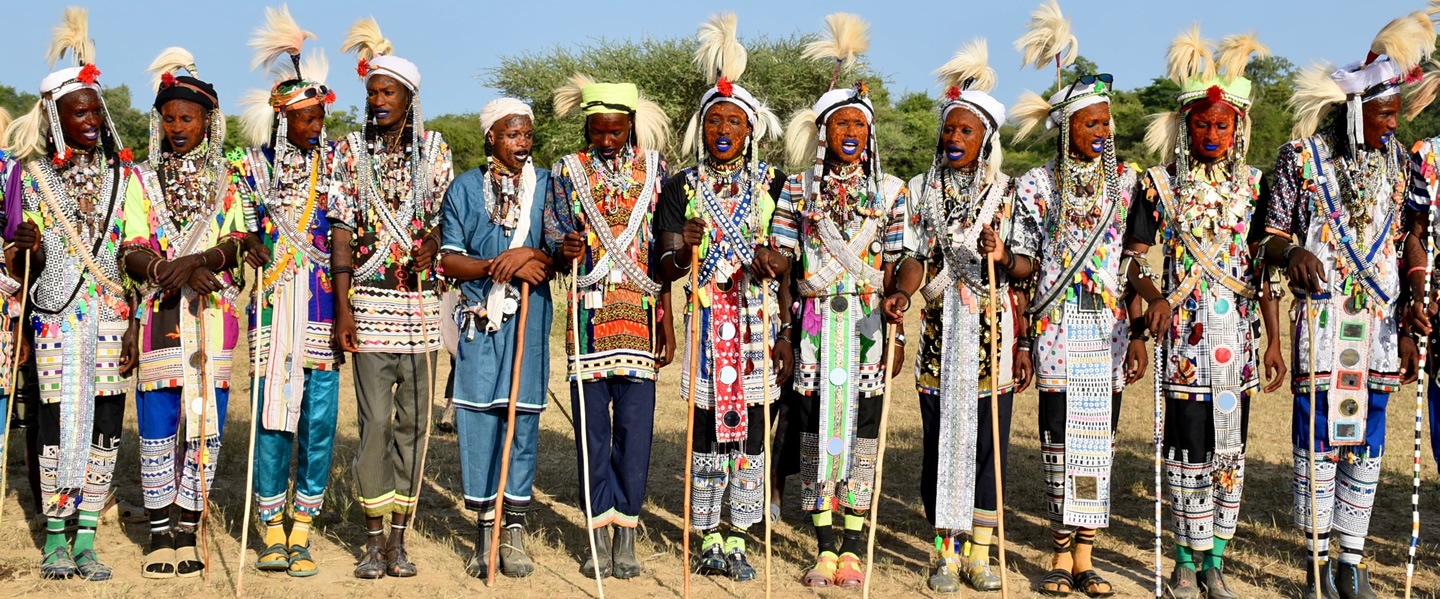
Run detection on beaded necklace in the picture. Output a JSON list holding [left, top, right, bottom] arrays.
[[589, 146, 642, 212], [1172, 161, 1249, 240], [484, 159, 522, 234], [1334, 145, 1403, 239], [1060, 157, 1104, 226], [158, 143, 220, 231], [802, 162, 884, 224], [57, 151, 107, 240]]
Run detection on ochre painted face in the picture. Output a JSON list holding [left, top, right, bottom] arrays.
[[56, 89, 104, 151], [941, 107, 987, 171], [160, 99, 209, 155], [285, 104, 326, 151], [1067, 102, 1112, 162], [1361, 95, 1401, 150], [586, 112, 632, 160], [487, 114, 534, 172], [1186, 102, 1238, 164], [702, 102, 752, 163], [366, 74, 412, 133], [825, 106, 870, 165]]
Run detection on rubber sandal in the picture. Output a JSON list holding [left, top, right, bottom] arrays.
[[1040, 568, 1074, 596], [802, 551, 839, 588], [41, 545, 76, 579], [256, 543, 289, 571], [174, 544, 204, 578], [73, 548, 113, 582], [287, 544, 319, 578], [1075, 569, 1116, 598], [834, 552, 866, 588], [141, 545, 177, 579]]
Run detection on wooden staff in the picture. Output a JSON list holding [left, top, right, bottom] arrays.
[[986, 256, 1009, 599], [572, 262, 606, 599], [1153, 322, 1164, 598], [487, 282, 531, 587], [194, 300, 213, 581], [405, 269, 438, 524], [1305, 296, 1321, 590], [1405, 179, 1437, 599], [0, 250, 30, 531], [235, 267, 262, 597], [761, 281, 774, 599], [681, 253, 700, 599], [861, 323, 899, 599]]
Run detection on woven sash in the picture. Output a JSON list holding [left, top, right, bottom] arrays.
[[1027, 174, 1122, 318], [1308, 138, 1396, 305], [920, 179, 1007, 302], [565, 151, 661, 296], [1061, 298, 1114, 528], [1147, 167, 1256, 306], [934, 285, 980, 531]]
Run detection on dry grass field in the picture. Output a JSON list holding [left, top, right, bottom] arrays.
[[0, 284, 1438, 598]]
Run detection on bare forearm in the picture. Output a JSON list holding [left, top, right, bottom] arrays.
[[438, 253, 492, 281]]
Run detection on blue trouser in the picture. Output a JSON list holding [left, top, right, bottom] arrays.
[[1291, 389, 1389, 455], [252, 369, 340, 521], [136, 387, 230, 511], [571, 378, 655, 529], [457, 406, 539, 520]]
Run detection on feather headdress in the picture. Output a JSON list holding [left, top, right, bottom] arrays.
[[1216, 33, 1270, 82], [145, 47, 226, 166], [1289, 63, 1349, 139], [801, 12, 869, 72], [147, 47, 198, 92], [786, 13, 876, 170], [1015, 0, 1078, 71], [935, 39, 998, 95], [1144, 28, 1267, 161], [0, 106, 12, 153], [1165, 25, 1215, 85], [341, 17, 393, 63], [45, 7, 95, 68], [241, 6, 329, 149], [933, 39, 1006, 183], [248, 5, 315, 77], [552, 73, 596, 119], [553, 73, 671, 152], [1010, 91, 1057, 142], [695, 12, 746, 85], [681, 13, 782, 158], [239, 89, 276, 147]]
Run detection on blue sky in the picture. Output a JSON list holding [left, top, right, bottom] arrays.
[[5, 1, 1428, 118]]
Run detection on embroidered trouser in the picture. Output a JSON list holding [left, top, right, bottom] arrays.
[[1038, 390, 1122, 532], [38, 394, 124, 519], [1291, 390, 1387, 550], [1163, 393, 1251, 552], [137, 387, 230, 512], [253, 370, 340, 522], [352, 350, 436, 517], [690, 404, 768, 532], [798, 392, 882, 512], [458, 406, 539, 520], [571, 377, 655, 529], [921, 390, 1014, 531]]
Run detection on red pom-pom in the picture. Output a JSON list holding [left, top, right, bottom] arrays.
[[77, 64, 101, 85], [1207, 85, 1224, 104], [160, 72, 176, 88], [324, 90, 336, 105], [1407, 66, 1425, 85], [717, 77, 734, 97], [356, 59, 370, 78], [52, 152, 67, 168], [945, 86, 961, 101], [118, 148, 134, 163]]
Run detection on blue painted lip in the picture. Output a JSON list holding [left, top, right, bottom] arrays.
[[841, 141, 859, 155], [1204, 144, 1220, 151]]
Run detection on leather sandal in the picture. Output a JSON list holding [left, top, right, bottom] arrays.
[[256, 543, 289, 571], [287, 544, 319, 578]]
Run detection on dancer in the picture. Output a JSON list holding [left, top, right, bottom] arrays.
[[1127, 28, 1284, 599], [122, 47, 247, 579], [774, 12, 909, 589], [234, 5, 340, 578], [654, 13, 792, 583], [1258, 12, 1433, 599], [1, 7, 142, 581], [545, 75, 673, 579], [885, 38, 1027, 594], [332, 17, 454, 579], [441, 98, 553, 579], [1009, 2, 1138, 594]]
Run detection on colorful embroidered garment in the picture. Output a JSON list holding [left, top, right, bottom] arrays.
[[544, 147, 667, 381]]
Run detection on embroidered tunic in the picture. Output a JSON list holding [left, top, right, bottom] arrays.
[[328, 131, 453, 353], [230, 146, 337, 433], [544, 148, 668, 381]]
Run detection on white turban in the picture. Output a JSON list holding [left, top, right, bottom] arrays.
[[480, 98, 534, 134], [813, 87, 874, 124], [365, 55, 421, 92], [40, 66, 98, 102], [1045, 86, 1109, 130], [942, 90, 1005, 129], [1332, 58, 1404, 101]]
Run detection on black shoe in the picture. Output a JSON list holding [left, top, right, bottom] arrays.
[[384, 542, 417, 578], [499, 526, 535, 578], [1166, 565, 1200, 599], [1199, 567, 1239, 599], [353, 543, 386, 579], [1304, 560, 1341, 599], [726, 549, 756, 582], [611, 526, 641, 579], [580, 527, 612, 579], [1334, 562, 1377, 599], [465, 524, 492, 579], [698, 542, 727, 576]]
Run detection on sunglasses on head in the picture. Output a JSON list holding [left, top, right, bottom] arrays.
[[1060, 73, 1115, 104]]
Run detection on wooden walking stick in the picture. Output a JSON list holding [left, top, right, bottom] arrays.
[[1306, 295, 1322, 590], [194, 300, 213, 581], [236, 267, 262, 597], [761, 281, 774, 599], [986, 255, 1009, 599], [681, 253, 700, 599], [1405, 179, 1436, 599], [571, 261, 606, 599], [861, 322, 899, 599], [404, 271, 438, 524], [487, 282, 531, 587], [0, 250, 30, 531], [1153, 322, 1165, 599]]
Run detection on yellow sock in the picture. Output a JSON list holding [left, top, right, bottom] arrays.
[[969, 526, 994, 564], [289, 513, 312, 548], [264, 517, 286, 548]]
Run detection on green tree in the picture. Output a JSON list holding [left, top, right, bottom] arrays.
[[426, 113, 486, 173]]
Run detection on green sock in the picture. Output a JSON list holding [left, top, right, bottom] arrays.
[[1175, 543, 1196, 570], [72, 509, 100, 554], [1204, 538, 1228, 571], [43, 517, 67, 555], [702, 531, 724, 551], [724, 535, 747, 554]]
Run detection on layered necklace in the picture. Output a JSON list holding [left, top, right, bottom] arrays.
[[158, 143, 219, 230], [1061, 157, 1104, 226], [1173, 160, 1248, 239], [1334, 144, 1403, 239], [58, 150, 108, 240], [804, 162, 882, 224], [589, 146, 643, 212], [485, 159, 522, 234], [367, 130, 414, 208]]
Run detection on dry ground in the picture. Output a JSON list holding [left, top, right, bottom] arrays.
[[0, 285, 1439, 598]]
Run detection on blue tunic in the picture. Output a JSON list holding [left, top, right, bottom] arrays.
[[440, 166, 554, 412]]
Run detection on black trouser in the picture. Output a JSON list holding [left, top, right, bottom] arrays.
[[920, 390, 1013, 530]]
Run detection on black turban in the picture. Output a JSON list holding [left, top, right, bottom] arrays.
[[153, 75, 218, 112]]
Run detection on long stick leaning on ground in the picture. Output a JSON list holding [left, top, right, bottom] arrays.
[[487, 282, 531, 587], [194, 299, 213, 581], [761, 280, 774, 599], [405, 261, 438, 525], [236, 266, 262, 597], [1306, 295, 1321, 590], [572, 259, 606, 599], [0, 250, 31, 531], [1404, 176, 1437, 599], [681, 253, 700, 599], [986, 255, 1009, 599], [861, 323, 899, 599], [1153, 311, 1164, 598]]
